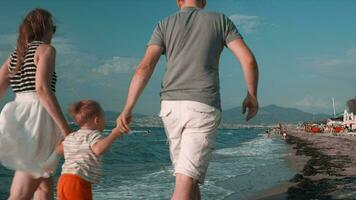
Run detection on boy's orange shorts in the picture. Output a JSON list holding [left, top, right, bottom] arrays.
[[57, 174, 93, 200]]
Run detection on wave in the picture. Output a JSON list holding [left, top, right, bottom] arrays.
[[215, 136, 275, 157]]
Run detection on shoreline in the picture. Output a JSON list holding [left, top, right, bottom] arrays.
[[250, 129, 356, 200]]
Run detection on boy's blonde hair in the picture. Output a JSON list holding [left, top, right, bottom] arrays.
[[69, 100, 103, 126]]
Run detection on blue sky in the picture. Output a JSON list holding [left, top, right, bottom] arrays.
[[0, 0, 355, 115]]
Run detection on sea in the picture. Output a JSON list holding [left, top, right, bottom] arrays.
[[0, 126, 295, 200]]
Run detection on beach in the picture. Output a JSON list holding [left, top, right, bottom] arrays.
[[2, 126, 355, 199], [251, 128, 356, 200], [1, 127, 295, 200]]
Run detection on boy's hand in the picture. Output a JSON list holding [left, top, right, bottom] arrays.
[[116, 110, 132, 133], [111, 127, 124, 138]]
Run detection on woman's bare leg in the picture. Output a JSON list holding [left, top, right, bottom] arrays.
[[8, 171, 41, 200], [33, 176, 54, 200]]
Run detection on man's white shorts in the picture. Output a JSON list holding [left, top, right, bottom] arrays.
[[159, 100, 221, 184]]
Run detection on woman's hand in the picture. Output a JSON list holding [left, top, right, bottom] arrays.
[[61, 126, 72, 137]]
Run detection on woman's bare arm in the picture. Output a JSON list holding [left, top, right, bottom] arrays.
[[35, 44, 71, 136], [56, 142, 64, 155], [0, 58, 10, 99]]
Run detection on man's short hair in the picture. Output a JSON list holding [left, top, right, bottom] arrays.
[[176, 0, 206, 7], [177, 0, 205, 3]]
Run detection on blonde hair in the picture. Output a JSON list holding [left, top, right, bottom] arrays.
[[69, 100, 103, 126]]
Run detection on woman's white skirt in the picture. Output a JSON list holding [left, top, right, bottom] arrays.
[[0, 92, 62, 178]]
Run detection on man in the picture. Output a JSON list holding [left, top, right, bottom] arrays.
[[117, 0, 259, 199]]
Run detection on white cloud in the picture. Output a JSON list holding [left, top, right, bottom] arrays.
[[52, 37, 77, 54], [299, 48, 356, 80], [346, 48, 356, 57], [229, 14, 260, 34], [0, 33, 17, 45], [0, 33, 17, 60], [93, 57, 139, 75], [295, 95, 341, 113]]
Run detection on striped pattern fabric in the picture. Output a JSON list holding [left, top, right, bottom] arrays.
[[8, 41, 57, 93], [61, 129, 103, 183]]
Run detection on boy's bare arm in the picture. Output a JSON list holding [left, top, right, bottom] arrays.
[[91, 128, 123, 156]]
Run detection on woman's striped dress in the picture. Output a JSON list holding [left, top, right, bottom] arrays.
[[8, 40, 57, 93], [0, 40, 62, 178]]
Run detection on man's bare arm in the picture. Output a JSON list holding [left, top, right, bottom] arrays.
[[227, 39, 259, 121], [117, 45, 163, 132]]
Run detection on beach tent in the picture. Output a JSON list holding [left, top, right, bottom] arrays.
[[327, 119, 343, 126]]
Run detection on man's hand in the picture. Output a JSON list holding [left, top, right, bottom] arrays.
[[116, 110, 132, 133], [242, 93, 259, 121]]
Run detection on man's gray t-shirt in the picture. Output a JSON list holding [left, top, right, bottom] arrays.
[[148, 7, 242, 110]]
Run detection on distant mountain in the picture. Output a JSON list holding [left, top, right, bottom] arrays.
[[222, 104, 332, 125], [64, 105, 332, 126], [66, 111, 147, 122], [103, 111, 147, 121]]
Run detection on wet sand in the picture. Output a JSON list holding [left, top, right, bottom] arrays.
[[250, 129, 356, 200]]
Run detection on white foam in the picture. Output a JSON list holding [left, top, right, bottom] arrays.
[[92, 130, 289, 200], [215, 138, 273, 157]]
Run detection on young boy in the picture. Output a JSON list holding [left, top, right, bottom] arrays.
[[56, 100, 123, 200]]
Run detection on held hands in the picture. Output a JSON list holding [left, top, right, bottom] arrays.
[[116, 110, 132, 133], [242, 93, 259, 121], [111, 126, 125, 138]]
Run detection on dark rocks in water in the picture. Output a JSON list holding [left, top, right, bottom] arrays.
[[287, 178, 334, 200], [287, 176, 356, 200], [285, 134, 356, 199], [290, 173, 304, 182], [303, 164, 317, 176], [287, 135, 350, 176]]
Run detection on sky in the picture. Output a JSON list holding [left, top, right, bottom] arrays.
[[0, 0, 355, 115]]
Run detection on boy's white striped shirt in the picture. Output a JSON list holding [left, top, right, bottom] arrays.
[[61, 129, 103, 183]]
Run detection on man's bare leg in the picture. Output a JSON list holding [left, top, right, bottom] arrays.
[[172, 173, 199, 200], [193, 183, 201, 200]]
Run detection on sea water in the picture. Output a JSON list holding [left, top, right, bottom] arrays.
[[0, 127, 294, 200]]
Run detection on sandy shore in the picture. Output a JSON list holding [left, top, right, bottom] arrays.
[[250, 129, 356, 200]]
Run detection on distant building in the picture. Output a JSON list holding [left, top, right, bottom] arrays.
[[343, 110, 355, 130]]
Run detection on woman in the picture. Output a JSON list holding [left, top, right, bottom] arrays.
[[0, 8, 70, 200]]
